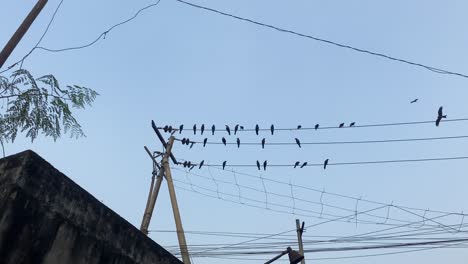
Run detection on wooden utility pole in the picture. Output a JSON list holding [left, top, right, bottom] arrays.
[[162, 136, 191, 264], [296, 219, 305, 264], [0, 0, 48, 68], [140, 146, 165, 235]]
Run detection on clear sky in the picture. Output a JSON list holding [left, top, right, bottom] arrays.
[[1, 0, 468, 263]]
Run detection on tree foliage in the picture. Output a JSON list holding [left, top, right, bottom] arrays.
[[0, 69, 98, 146]]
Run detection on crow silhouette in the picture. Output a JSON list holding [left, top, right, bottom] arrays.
[[203, 138, 208, 147], [240, 126, 245, 130], [300, 162, 307, 168], [199, 160, 204, 169], [263, 160, 267, 171], [262, 138, 266, 149], [183, 161, 188, 168], [226, 125, 231, 135], [179, 124, 184, 134], [294, 161, 300, 168], [211, 125, 216, 135], [256, 160, 261, 170], [270, 125, 274, 135], [295, 138, 301, 148], [315, 124, 319, 130], [193, 124, 197, 134], [255, 124, 260, 135], [222, 137, 227, 146], [324, 159, 329, 170], [200, 124, 205, 135], [237, 138, 240, 148], [436, 106, 447, 126], [222, 161, 227, 170], [339, 123, 344, 128], [350, 122, 355, 127], [234, 124, 239, 135]]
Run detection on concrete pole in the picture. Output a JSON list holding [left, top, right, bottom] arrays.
[[163, 136, 191, 264], [296, 219, 305, 264], [0, 0, 48, 68]]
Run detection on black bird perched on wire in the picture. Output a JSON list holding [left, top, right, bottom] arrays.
[[294, 161, 300, 168], [222, 137, 227, 146], [203, 138, 208, 147], [263, 160, 267, 171], [201, 124, 205, 135], [256, 160, 261, 170], [222, 161, 227, 170], [199, 160, 204, 169], [185, 138, 190, 145], [300, 162, 307, 168], [350, 122, 355, 127], [324, 159, 329, 169], [237, 138, 240, 148], [262, 138, 266, 149], [211, 125, 216, 135], [339, 123, 345, 128], [240, 126, 245, 130], [183, 161, 188, 168], [226, 125, 231, 135], [436, 106, 447, 126], [410, 98, 418, 103], [295, 138, 301, 148], [315, 124, 319, 130], [193, 124, 197, 134], [187, 161, 192, 168], [179, 124, 184, 134], [255, 124, 260, 135], [234, 124, 239, 135], [270, 125, 275, 135]]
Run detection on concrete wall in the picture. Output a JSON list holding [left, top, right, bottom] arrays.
[[0, 150, 182, 264]]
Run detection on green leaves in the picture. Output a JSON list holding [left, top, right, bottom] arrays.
[[0, 69, 98, 143]]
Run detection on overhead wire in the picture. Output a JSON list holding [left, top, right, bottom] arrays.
[[174, 0, 468, 79]]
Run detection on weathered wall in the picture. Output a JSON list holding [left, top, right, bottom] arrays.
[[0, 150, 182, 264]]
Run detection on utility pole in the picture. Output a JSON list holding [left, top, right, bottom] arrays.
[[162, 136, 191, 264], [0, 0, 48, 68], [296, 219, 306, 264]]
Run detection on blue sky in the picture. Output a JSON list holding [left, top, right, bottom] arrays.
[[2, 0, 468, 263]]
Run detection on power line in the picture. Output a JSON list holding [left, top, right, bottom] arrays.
[[174, 0, 468, 79], [0, 0, 162, 73], [175, 135, 468, 147], [181, 156, 468, 168], [162, 118, 468, 135]]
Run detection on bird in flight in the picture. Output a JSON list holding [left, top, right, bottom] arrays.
[[222, 137, 227, 146], [271, 125, 275, 135], [350, 122, 355, 127], [226, 125, 231, 135], [256, 160, 261, 170], [234, 124, 239, 135], [193, 124, 197, 134], [198, 160, 204, 169], [179, 124, 184, 134], [255, 124, 260, 135], [237, 138, 240, 148], [211, 125, 216, 135], [295, 138, 301, 148], [203, 138, 208, 147], [436, 106, 447, 126], [324, 159, 329, 170], [339, 123, 345, 128], [263, 160, 267, 171], [300, 162, 308, 168], [294, 161, 300, 168], [222, 161, 227, 170], [410, 98, 418, 103], [201, 124, 205, 135], [262, 138, 266, 149], [315, 124, 319, 130]]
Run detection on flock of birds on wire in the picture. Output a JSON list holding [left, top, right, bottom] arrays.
[[162, 106, 447, 171]]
